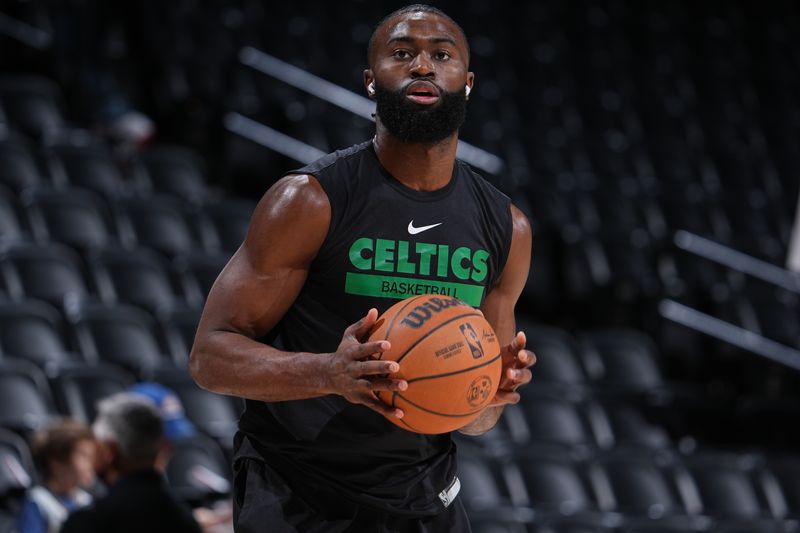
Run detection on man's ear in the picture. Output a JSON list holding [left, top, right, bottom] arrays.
[[364, 69, 375, 97]]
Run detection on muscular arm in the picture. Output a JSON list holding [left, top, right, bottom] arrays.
[[459, 204, 534, 435], [189, 175, 405, 414]]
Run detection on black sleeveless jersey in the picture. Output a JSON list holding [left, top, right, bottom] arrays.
[[235, 140, 513, 516]]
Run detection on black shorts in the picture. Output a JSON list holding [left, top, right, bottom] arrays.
[[232, 458, 472, 533]]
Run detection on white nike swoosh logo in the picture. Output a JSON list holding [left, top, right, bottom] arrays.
[[408, 220, 443, 235]]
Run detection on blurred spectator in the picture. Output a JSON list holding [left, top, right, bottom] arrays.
[[16, 419, 96, 533], [61, 393, 201, 533], [129, 382, 196, 445], [49, 0, 155, 147], [129, 382, 233, 533]]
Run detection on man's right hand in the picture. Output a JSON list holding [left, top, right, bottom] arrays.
[[323, 308, 407, 419]]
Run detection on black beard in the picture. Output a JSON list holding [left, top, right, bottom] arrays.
[[374, 82, 467, 144]]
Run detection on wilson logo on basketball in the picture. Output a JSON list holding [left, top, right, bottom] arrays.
[[466, 375, 493, 407], [400, 297, 466, 329]]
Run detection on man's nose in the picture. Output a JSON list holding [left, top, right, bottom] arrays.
[[410, 53, 435, 77]]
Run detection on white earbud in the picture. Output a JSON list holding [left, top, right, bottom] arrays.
[[367, 82, 375, 96], [465, 85, 471, 97]]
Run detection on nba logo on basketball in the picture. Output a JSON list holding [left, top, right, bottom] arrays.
[[459, 323, 484, 359]]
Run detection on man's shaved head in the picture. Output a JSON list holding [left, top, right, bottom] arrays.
[[367, 4, 470, 68]]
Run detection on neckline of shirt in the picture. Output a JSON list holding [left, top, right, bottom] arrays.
[[368, 141, 459, 202]]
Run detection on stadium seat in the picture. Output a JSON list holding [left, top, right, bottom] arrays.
[[529, 522, 618, 533], [591, 451, 697, 529], [0, 299, 75, 367], [165, 435, 231, 506], [21, 187, 120, 251], [114, 195, 217, 257], [577, 330, 665, 395], [598, 402, 673, 451], [0, 358, 56, 434], [0, 136, 45, 194], [516, 390, 599, 452], [202, 197, 256, 253], [763, 455, 800, 519], [158, 307, 202, 364], [172, 251, 229, 307], [0, 242, 92, 307], [137, 145, 213, 204], [0, 427, 35, 500], [45, 137, 138, 198], [681, 453, 773, 522], [0, 187, 27, 244], [65, 301, 175, 375], [0, 75, 64, 138], [518, 321, 587, 388], [456, 448, 516, 516], [86, 247, 188, 313], [49, 363, 135, 423], [514, 449, 604, 522], [469, 520, 528, 533]]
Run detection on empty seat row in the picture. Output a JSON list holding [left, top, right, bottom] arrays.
[[0, 128, 224, 205], [0, 298, 200, 375], [457, 441, 800, 532], [0, 242, 228, 313], [0, 183, 253, 256]]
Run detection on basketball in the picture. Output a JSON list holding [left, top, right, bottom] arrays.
[[368, 294, 503, 434]]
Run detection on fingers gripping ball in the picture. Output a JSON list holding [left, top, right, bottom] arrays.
[[368, 295, 501, 434]]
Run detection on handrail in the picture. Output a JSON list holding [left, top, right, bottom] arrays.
[[0, 12, 51, 49], [674, 230, 800, 293], [224, 112, 326, 164], [238, 46, 505, 175], [659, 300, 800, 371]]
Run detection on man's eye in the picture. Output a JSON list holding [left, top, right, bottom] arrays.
[[394, 50, 411, 59], [435, 51, 451, 60]]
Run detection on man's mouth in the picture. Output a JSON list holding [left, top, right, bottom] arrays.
[[405, 81, 441, 105]]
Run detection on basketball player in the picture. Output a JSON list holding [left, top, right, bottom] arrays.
[[190, 4, 534, 531]]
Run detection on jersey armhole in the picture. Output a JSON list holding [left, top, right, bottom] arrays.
[[495, 200, 515, 287]]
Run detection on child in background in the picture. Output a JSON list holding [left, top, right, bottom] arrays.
[[16, 419, 96, 533]]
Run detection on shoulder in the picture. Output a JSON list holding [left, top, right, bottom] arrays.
[[510, 204, 532, 241], [456, 160, 511, 203], [257, 174, 330, 214], [245, 174, 331, 249], [498, 203, 532, 282], [288, 140, 374, 177]]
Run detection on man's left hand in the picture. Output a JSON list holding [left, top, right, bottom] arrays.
[[488, 331, 535, 407]]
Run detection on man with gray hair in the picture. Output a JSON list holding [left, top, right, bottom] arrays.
[[61, 393, 201, 533]]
